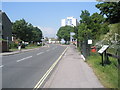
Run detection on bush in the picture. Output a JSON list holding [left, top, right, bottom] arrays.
[[37, 43, 45, 46], [9, 42, 18, 49]]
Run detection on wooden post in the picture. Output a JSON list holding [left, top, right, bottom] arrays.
[[104, 50, 108, 64], [101, 53, 104, 66]]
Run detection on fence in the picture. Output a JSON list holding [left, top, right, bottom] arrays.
[[98, 45, 120, 66], [80, 40, 91, 58]]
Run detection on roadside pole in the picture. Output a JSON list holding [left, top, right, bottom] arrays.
[[42, 41, 43, 46], [76, 39, 77, 48], [41, 37, 44, 47]]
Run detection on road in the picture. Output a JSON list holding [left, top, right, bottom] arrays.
[[2, 44, 67, 88]]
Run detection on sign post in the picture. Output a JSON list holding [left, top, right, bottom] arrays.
[[98, 45, 109, 66], [88, 40, 92, 45]]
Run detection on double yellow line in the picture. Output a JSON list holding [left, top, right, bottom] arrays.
[[33, 47, 68, 90]]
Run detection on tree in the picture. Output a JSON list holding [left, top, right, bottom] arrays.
[[31, 27, 42, 42], [77, 10, 109, 43], [12, 19, 33, 42], [96, 2, 120, 23], [90, 12, 105, 24], [78, 23, 91, 41], [90, 12, 109, 40], [57, 26, 74, 43], [12, 19, 42, 42], [77, 10, 92, 42], [80, 10, 92, 25]]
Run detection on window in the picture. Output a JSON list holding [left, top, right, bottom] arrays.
[[67, 19, 72, 25]]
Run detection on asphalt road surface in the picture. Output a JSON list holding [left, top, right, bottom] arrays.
[[2, 44, 67, 88]]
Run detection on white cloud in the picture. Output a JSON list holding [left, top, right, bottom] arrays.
[[38, 26, 57, 38]]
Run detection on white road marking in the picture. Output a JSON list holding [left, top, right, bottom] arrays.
[[52, 48, 55, 50], [16, 56, 33, 62], [0, 65, 4, 68], [37, 52, 44, 55], [46, 49, 50, 52], [52, 47, 57, 50], [33, 47, 68, 89]]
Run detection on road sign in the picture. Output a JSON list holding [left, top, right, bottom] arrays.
[[70, 32, 75, 36], [98, 45, 109, 54], [88, 40, 92, 44]]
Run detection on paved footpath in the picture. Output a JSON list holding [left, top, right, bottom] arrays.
[[44, 45, 104, 88]]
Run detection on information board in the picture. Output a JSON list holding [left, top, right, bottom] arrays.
[[98, 45, 109, 54], [88, 40, 92, 44]]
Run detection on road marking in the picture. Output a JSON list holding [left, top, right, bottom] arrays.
[[37, 52, 44, 55], [33, 47, 68, 90], [52, 47, 57, 50], [0, 65, 4, 68], [51, 48, 55, 50], [47, 44, 50, 48], [46, 49, 50, 52], [16, 56, 33, 62]]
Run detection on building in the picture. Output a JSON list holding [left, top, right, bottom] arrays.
[[0, 10, 12, 52], [61, 17, 79, 27], [0, 11, 2, 39], [61, 17, 78, 45], [0, 10, 12, 41]]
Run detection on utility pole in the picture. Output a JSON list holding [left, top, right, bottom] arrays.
[[42, 37, 44, 47]]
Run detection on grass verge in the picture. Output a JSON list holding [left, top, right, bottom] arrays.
[[86, 52, 118, 88], [9, 44, 41, 52]]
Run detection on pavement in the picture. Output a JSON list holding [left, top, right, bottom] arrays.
[[43, 45, 104, 88], [2, 44, 67, 88]]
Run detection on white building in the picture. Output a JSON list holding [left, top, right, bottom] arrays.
[[61, 17, 78, 27]]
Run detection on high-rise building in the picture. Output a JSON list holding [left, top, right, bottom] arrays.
[[61, 17, 78, 27]]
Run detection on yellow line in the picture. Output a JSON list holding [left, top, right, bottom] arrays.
[[33, 47, 68, 90]]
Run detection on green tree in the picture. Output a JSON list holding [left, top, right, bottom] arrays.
[[96, 2, 120, 23], [77, 10, 92, 42], [12, 19, 29, 41], [78, 23, 91, 41], [12, 19, 42, 42], [90, 12, 109, 40], [77, 10, 109, 43], [57, 26, 74, 43], [80, 10, 92, 25], [31, 27, 42, 42]]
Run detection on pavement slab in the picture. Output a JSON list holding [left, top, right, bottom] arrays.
[[44, 45, 104, 88]]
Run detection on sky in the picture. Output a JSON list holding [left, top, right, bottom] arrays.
[[2, 2, 100, 38]]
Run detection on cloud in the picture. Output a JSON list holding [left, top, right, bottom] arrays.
[[38, 26, 57, 38]]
